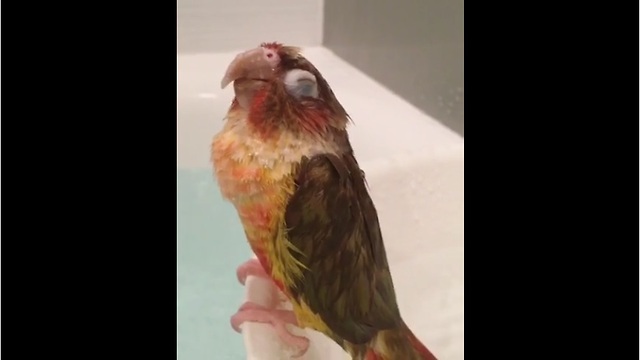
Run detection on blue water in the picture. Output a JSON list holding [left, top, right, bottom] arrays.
[[178, 169, 252, 360]]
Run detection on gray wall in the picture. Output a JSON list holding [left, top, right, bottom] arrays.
[[323, 0, 464, 136], [177, 0, 323, 53]]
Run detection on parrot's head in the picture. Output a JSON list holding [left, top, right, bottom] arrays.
[[220, 42, 348, 135]]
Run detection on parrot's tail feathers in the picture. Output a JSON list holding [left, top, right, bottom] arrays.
[[364, 350, 383, 360], [362, 323, 437, 360], [403, 325, 438, 360]]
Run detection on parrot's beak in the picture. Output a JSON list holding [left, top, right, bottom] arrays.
[[220, 47, 276, 89]]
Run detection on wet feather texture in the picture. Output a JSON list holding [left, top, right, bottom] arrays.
[[212, 43, 437, 360]]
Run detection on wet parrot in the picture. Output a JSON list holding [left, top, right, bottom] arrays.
[[211, 42, 437, 360]]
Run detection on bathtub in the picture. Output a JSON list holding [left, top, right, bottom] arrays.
[[177, 47, 464, 360]]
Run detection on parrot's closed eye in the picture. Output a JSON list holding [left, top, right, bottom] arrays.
[[283, 69, 319, 99]]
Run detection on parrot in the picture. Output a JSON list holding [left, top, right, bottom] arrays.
[[211, 42, 437, 360]]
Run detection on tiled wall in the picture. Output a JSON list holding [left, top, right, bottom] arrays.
[[177, 0, 324, 53], [323, 0, 464, 136]]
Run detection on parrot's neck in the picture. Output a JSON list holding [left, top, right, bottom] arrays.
[[240, 89, 347, 139]]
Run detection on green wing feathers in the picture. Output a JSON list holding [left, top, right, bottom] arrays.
[[284, 153, 402, 345]]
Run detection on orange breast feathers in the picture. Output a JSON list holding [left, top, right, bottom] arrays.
[[212, 128, 294, 293], [212, 113, 339, 293]]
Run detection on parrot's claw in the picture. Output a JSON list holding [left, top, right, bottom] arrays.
[[237, 258, 270, 285], [230, 301, 310, 357]]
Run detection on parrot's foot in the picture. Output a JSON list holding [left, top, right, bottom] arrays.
[[231, 301, 310, 357], [236, 258, 270, 285]]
